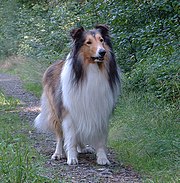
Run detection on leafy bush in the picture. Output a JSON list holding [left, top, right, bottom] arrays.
[[128, 49, 179, 102], [0, 0, 179, 102]]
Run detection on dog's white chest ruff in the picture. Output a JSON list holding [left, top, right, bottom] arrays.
[[61, 60, 114, 144]]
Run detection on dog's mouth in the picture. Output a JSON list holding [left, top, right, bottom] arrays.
[[91, 56, 104, 62]]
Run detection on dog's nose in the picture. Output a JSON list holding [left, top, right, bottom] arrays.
[[98, 49, 106, 57]]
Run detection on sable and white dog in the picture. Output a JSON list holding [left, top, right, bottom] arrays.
[[34, 25, 120, 165]]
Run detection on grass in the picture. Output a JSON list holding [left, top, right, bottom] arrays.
[[109, 92, 179, 182], [0, 92, 58, 182]]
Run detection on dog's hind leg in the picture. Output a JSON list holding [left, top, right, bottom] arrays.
[[62, 115, 78, 165], [51, 133, 65, 160], [51, 117, 65, 160], [77, 144, 95, 154]]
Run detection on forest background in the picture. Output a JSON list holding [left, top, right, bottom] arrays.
[[0, 0, 179, 182]]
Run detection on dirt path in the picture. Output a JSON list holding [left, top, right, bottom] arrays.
[[0, 73, 142, 183]]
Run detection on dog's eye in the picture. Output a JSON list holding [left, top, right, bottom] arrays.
[[100, 38, 104, 42], [86, 41, 92, 45]]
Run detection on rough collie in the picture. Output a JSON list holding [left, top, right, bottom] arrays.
[[34, 25, 120, 165]]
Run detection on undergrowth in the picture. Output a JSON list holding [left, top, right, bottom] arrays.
[[109, 91, 179, 182]]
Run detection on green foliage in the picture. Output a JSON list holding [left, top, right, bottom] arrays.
[[128, 50, 180, 102], [0, 0, 19, 57]]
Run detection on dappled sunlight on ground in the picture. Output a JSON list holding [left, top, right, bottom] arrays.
[[21, 105, 40, 113]]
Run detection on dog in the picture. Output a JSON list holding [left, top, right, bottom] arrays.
[[34, 25, 120, 165]]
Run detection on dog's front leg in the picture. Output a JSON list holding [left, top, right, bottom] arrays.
[[95, 140, 110, 165], [62, 115, 78, 165]]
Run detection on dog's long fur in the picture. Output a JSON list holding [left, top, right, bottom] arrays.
[[34, 25, 120, 165]]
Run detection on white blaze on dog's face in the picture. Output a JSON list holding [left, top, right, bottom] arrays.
[[84, 33, 106, 62]]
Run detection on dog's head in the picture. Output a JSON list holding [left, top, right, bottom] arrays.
[[70, 24, 112, 64], [70, 25, 119, 87]]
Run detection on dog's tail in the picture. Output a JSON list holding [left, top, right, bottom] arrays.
[[34, 92, 52, 132]]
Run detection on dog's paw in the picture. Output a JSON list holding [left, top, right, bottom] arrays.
[[51, 153, 65, 160], [67, 157, 78, 165], [78, 145, 95, 154], [97, 157, 110, 165]]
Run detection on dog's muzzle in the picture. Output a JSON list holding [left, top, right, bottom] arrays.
[[91, 49, 106, 62], [91, 56, 104, 62]]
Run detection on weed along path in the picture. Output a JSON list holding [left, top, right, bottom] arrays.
[[0, 73, 141, 182]]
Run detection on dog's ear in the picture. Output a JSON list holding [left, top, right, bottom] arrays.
[[70, 27, 85, 40], [95, 24, 109, 35]]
